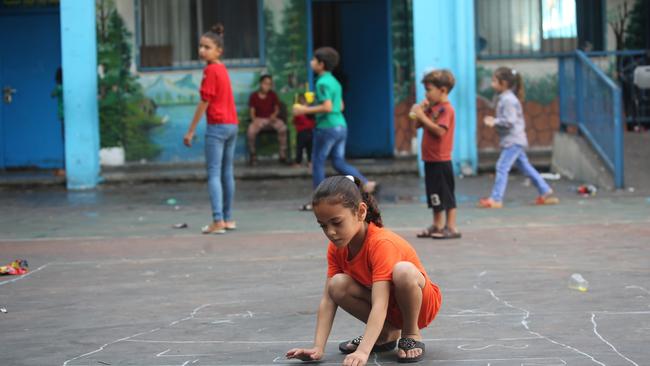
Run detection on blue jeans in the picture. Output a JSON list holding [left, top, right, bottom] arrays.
[[490, 144, 551, 202], [205, 124, 238, 221], [312, 126, 368, 188]]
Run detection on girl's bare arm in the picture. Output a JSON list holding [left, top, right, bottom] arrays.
[[313, 279, 338, 351], [286, 279, 337, 360], [355, 281, 391, 355], [184, 100, 209, 147]]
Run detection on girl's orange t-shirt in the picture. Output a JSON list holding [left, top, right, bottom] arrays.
[[326, 223, 442, 328]]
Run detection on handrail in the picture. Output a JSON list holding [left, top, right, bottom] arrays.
[[583, 50, 647, 57], [558, 50, 625, 188], [575, 51, 621, 90]]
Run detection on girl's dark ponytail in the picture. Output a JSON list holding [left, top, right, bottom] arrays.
[[494, 66, 525, 102], [513, 71, 525, 102], [361, 190, 383, 227], [312, 175, 383, 227]]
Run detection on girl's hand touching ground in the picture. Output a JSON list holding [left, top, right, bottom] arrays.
[[343, 350, 369, 366], [285, 347, 323, 361]]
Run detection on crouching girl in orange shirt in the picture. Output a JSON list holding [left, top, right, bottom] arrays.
[[286, 175, 442, 365]]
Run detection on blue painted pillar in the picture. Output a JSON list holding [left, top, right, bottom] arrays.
[[60, 0, 100, 189], [413, 0, 478, 175]]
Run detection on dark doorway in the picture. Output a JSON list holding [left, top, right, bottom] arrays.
[[311, 0, 394, 157]]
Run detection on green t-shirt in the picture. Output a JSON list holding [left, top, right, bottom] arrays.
[[315, 72, 346, 129]]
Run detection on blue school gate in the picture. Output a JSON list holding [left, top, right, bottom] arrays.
[[0, 0, 100, 189]]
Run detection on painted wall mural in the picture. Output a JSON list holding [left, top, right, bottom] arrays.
[[132, 0, 308, 163], [139, 71, 255, 162]]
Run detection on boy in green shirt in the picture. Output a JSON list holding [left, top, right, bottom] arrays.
[[293, 47, 376, 203]]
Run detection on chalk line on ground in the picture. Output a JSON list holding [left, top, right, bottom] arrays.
[[477, 285, 607, 366], [591, 313, 639, 366]]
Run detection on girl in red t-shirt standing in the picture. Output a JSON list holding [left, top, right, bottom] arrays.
[[183, 24, 239, 234]]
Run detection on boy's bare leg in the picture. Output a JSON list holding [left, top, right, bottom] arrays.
[[328, 274, 401, 348], [270, 118, 288, 160], [392, 262, 426, 360], [445, 208, 458, 233], [433, 210, 445, 230], [247, 118, 269, 156]]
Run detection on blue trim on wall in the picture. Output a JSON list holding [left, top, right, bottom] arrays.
[[385, 0, 395, 152], [306, 0, 314, 89], [134, 0, 141, 72], [60, 0, 100, 189], [134, 0, 267, 72]]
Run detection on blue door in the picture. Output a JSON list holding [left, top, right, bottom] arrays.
[[0, 8, 63, 169], [311, 0, 394, 157], [340, 0, 394, 157]]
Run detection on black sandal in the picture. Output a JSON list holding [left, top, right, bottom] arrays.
[[431, 227, 461, 240], [397, 338, 425, 363], [338, 335, 397, 354], [416, 225, 442, 238]]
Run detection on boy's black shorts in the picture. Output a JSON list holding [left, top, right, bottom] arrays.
[[424, 161, 456, 212]]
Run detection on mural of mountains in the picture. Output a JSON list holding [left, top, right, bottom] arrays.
[[174, 74, 198, 90], [143, 74, 200, 106]]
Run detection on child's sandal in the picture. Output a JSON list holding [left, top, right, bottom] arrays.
[[477, 198, 503, 208], [397, 338, 425, 363], [201, 223, 226, 234], [338, 335, 397, 354], [416, 225, 442, 238], [535, 195, 559, 205], [431, 227, 461, 240]]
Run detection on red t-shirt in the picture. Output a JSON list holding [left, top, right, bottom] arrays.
[[248, 90, 279, 118], [200, 63, 238, 124], [293, 114, 315, 132], [421, 101, 455, 162]]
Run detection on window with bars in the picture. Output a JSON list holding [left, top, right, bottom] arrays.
[[138, 0, 261, 69], [476, 0, 603, 58]]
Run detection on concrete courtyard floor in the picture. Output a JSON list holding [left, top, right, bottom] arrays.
[[1, 174, 649, 366]]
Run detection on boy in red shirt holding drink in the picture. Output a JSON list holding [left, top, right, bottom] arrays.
[[411, 70, 461, 240]]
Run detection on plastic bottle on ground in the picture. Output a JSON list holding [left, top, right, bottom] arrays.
[[568, 273, 589, 292]]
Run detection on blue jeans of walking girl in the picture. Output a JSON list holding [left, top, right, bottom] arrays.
[[490, 144, 551, 202], [205, 124, 238, 222], [312, 126, 368, 188]]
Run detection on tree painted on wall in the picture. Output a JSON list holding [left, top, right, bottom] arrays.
[[391, 0, 414, 104], [96, 0, 162, 161], [624, 0, 649, 50], [264, 0, 308, 97], [254, 0, 308, 155]]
